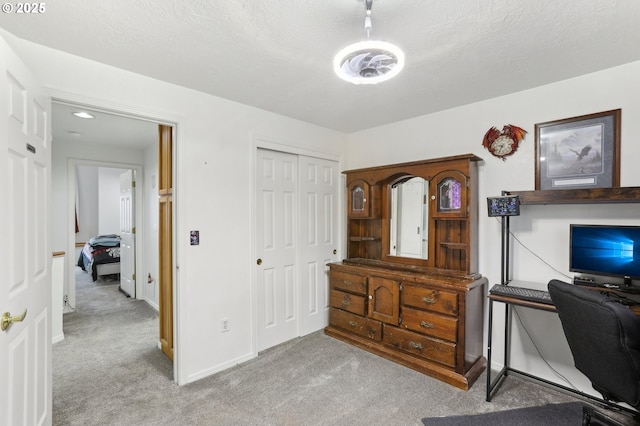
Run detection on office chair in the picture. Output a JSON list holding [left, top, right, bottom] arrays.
[[548, 279, 640, 426]]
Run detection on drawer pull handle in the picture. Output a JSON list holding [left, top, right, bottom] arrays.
[[341, 296, 351, 307], [409, 341, 423, 351], [343, 280, 352, 286], [421, 296, 436, 305], [348, 320, 358, 327], [420, 321, 434, 329]]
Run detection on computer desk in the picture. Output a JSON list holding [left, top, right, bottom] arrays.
[[485, 287, 640, 417]]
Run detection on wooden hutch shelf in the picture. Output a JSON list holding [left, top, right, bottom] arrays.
[[504, 186, 640, 205], [326, 154, 487, 390], [440, 242, 468, 249]]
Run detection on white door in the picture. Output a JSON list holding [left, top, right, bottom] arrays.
[[0, 38, 52, 425], [119, 170, 135, 297], [256, 149, 339, 352], [298, 156, 339, 336], [256, 149, 298, 351]]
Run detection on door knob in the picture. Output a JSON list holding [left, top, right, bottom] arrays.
[[333, 249, 337, 255], [1, 309, 27, 331], [256, 258, 262, 265]]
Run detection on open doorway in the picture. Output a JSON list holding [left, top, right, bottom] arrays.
[[51, 100, 176, 367], [74, 165, 137, 297]]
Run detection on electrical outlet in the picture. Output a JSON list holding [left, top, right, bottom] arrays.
[[221, 318, 230, 333]]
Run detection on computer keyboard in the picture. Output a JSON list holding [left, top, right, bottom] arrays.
[[490, 284, 554, 305]]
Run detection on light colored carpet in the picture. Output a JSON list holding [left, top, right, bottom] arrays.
[[54, 268, 583, 425]]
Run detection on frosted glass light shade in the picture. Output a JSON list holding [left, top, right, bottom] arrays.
[[333, 40, 405, 85]]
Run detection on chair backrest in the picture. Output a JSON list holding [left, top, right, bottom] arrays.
[[548, 279, 640, 408]]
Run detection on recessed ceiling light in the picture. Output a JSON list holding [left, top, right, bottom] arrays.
[[72, 111, 95, 119]]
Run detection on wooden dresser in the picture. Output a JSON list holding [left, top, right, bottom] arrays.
[[325, 154, 487, 390]]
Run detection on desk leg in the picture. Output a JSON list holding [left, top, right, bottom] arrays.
[[486, 299, 511, 401], [504, 302, 510, 373], [486, 299, 494, 401]]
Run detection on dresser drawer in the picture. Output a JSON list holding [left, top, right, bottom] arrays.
[[403, 284, 458, 316], [383, 326, 456, 368], [330, 289, 367, 316], [329, 308, 381, 341], [401, 306, 458, 342], [330, 270, 367, 295]]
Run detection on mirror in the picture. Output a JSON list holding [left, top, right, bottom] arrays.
[[389, 177, 428, 259]]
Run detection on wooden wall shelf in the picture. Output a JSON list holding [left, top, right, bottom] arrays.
[[504, 187, 640, 205]]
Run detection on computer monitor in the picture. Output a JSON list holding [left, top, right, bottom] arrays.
[[570, 224, 640, 286]]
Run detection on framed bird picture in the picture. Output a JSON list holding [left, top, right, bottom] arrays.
[[535, 109, 621, 190]]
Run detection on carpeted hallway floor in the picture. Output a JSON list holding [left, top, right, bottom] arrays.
[[54, 267, 589, 425]]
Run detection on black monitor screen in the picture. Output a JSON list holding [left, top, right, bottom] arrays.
[[570, 224, 640, 280]]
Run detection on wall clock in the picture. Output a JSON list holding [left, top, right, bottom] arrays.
[[482, 124, 527, 160]]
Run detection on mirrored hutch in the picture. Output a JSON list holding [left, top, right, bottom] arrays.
[[325, 154, 487, 390]]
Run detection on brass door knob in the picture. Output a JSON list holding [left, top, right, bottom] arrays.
[[1, 309, 27, 331], [256, 258, 262, 265]]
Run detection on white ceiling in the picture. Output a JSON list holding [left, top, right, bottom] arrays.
[[52, 102, 158, 149], [1, 0, 639, 135]]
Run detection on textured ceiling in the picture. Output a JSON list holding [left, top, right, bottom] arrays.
[[52, 102, 158, 149], [1, 0, 639, 133]]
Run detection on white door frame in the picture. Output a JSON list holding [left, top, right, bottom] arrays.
[[49, 90, 184, 385], [67, 160, 143, 306], [250, 134, 343, 356]]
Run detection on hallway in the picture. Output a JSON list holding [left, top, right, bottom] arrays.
[[53, 268, 168, 424]]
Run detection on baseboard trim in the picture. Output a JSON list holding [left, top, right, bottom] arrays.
[[186, 352, 256, 384], [52, 333, 65, 344]]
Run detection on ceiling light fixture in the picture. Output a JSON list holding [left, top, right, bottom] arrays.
[[333, 0, 404, 85], [72, 111, 95, 119]]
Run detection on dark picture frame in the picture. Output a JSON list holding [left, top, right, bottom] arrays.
[[535, 109, 621, 190]]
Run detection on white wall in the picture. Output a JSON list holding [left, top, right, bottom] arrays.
[[51, 253, 65, 343], [4, 33, 347, 385], [53, 142, 145, 253], [75, 166, 124, 240], [346, 61, 640, 397], [97, 167, 123, 235], [75, 165, 98, 243], [143, 143, 159, 309]]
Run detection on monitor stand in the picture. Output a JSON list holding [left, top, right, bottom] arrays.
[[619, 276, 640, 294]]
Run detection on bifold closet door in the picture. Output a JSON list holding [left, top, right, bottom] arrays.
[[256, 149, 339, 351], [256, 149, 299, 351], [297, 156, 339, 336]]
